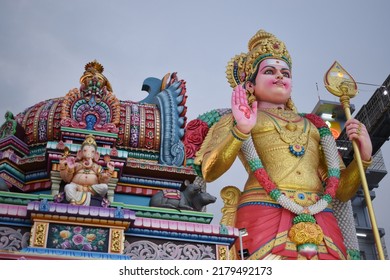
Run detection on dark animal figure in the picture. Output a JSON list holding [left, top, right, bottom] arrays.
[[149, 180, 216, 211]]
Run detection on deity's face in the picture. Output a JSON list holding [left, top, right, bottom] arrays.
[[247, 58, 292, 108], [81, 145, 96, 160]]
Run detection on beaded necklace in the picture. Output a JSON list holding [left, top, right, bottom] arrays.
[[241, 113, 340, 257]]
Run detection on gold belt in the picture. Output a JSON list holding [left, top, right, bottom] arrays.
[[239, 187, 323, 207]]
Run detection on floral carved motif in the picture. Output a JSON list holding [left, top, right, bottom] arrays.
[[47, 224, 109, 252], [0, 227, 30, 251], [182, 119, 209, 159], [124, 240, 215, 260]]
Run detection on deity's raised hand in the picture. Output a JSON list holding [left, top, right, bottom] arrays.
[[106, 161, 115, 173], [66, 156, 76, 169], [231, 84, 257, 134]]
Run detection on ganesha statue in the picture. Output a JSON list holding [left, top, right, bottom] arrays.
[[59, 134, 114, 206]]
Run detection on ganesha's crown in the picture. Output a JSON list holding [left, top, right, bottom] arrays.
[[82, 134, 97, 148], [226, 29, 292, 88]]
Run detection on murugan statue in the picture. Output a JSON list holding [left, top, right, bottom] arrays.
[[59, 134, 114, 206], [189, 29, 372, 260]]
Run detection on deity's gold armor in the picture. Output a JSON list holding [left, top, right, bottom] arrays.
[[197, 109, 370, 208]]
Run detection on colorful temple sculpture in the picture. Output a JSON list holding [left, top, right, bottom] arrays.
[[0, 61, 238, 260]]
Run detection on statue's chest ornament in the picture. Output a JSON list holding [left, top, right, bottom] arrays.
[[262, 110, 310, 157]]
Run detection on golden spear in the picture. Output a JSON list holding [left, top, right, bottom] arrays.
[[324, 61, 385, 260]]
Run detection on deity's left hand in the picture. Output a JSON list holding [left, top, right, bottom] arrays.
[[66, 156, 76, 169], [231, 84, 258, 134], [106, 161, 115, 173], [345, 118, 372, 161]]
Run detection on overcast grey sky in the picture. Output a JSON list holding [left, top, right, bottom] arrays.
[[1, 0, 389, 253]]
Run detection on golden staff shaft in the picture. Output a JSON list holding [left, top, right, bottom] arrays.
[[340, 95, 385, 260]]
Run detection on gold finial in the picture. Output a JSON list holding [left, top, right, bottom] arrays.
[[82, 134, 97, 148], [324, 61, 358, 98], [226, 29, 292, 88], [80, 60, 113, 92], [85, 60, 104, 73]]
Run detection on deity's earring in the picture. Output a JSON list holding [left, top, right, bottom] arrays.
[[286, 98, 298, 113], [244, 83, 256, 106]]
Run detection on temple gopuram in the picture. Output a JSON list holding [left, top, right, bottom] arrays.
[[0, 60, 238, 260]]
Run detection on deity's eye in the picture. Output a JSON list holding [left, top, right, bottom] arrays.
[[282, 71, 291, 78], [264, 69, 274, 75]]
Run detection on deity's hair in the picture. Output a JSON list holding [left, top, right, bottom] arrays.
[[246, 65, 260, 85]]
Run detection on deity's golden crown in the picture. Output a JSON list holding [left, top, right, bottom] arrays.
[[82, 134, 97, 148], [226, 29, 292, 88]]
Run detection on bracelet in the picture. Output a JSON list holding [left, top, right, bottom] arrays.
[[361, 157, 372, 169], [231, 126, 250, 142]]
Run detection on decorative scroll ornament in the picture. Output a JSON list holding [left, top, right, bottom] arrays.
[[124, 240, 215, 260], [33, 222, 47, 247], [220, 186, 241, 227], [218, 245, 228, 260], [110, 229, 123, 253], [0, 227, 30, 251], [156, 80, 187, 166]]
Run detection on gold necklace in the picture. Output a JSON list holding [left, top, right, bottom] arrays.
[[262, 110, 310, 157], [262, 108, 303, 132], [83, 169, 91, 174], [262, 108, 301, 122]]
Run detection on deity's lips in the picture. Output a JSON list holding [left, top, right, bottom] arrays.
[[273, 80, 286, 86]]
